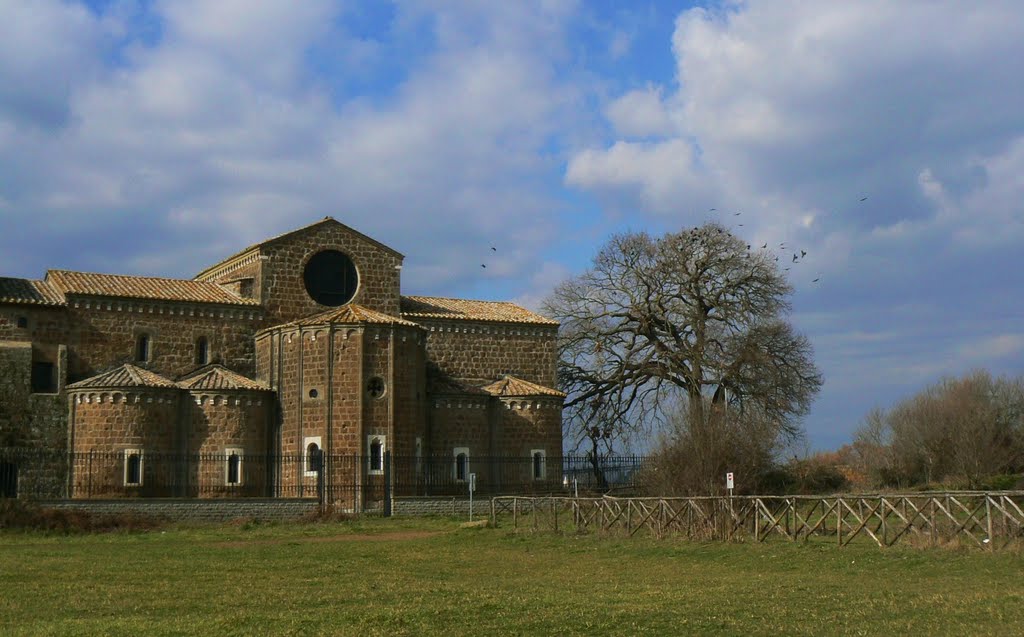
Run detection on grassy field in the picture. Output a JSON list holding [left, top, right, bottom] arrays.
[[2, 516, 1023, 636]]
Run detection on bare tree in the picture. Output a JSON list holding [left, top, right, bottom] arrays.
[[544, 224, 823, 479], [854, 371, 1024, 488]]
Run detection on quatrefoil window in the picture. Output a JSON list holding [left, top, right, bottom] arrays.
[[367, 376, 386, 400]]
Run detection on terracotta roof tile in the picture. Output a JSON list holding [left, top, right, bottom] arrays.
[[176, 365, 269, 392], [428, 375, 491, 396], [273, 303, 424, 329], [46, 270, 259, 306], [401, 296, 558, 325], [67, 364, 177, 390], [480, 375, 566, 398], [0, 277, 66, 306]]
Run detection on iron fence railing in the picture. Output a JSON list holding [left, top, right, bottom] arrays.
[[0, 448, 649, 505]]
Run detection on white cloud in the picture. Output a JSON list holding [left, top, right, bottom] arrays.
[[0, 0, 103, 129], [605, 86, 674, 138], [563, 1, 1024, 446], [0, 0, 586, 297], [566, 139, 705, 214]]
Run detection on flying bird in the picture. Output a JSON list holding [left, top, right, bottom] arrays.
[[812, 277, 820, 283], [792, 253, 798, 263], [490, 245, 497, 252], [800, 250, 807, 258], [481, 264, 487, 268], [860, 196, 868, 202], [734, 212, 741, 216], [761, 243, 767, 249]]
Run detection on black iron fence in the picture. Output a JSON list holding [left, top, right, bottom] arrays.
[[0, 448, 648, 507]]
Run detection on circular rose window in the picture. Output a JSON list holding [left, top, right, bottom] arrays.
[[303, 250, 358, 306]]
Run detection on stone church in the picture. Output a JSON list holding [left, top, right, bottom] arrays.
[[0, 218, 563, 505]]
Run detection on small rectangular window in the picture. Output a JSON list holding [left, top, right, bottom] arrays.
[[531, 449, 547, 480], [124, 449, 143, 487], [196, 336, 210, 366], [30, 362, 56, 394], [136, 334, 151, 363], [0, 461, 18, 498], [225, 448, 244, 486], [415, 436, 423, 477], [453, 447, 470, 482]]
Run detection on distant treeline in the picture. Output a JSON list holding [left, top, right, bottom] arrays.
[[847, 370, 1024, 490], [643, 370, 1024, 496]]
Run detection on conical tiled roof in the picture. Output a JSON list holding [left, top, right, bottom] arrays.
[[67, 364, 177, 390], [428, 375, 491, 396], [271, 303, 424, 329], [176, 364, 270, 392], [480, 375, 566, 398]]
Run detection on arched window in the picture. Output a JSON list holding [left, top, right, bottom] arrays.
[[196, 336, 209, 365], [225, 449, 242, 486], [135, 334, 150, 363], [307, 442, 321, 472], [124, 450, 143, 486], [453, 448, 469, 482], [368, 437, 384, 474]]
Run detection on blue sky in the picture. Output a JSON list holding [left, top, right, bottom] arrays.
[[2, 0, 1023, 451]]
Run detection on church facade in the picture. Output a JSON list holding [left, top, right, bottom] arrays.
[[0, 219, 563, 506]]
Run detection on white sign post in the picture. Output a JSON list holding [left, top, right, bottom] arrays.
[[468, 473, 477, 521], [726, 472, 735, 537]]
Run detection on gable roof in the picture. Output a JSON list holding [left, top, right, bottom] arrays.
[[67, 364, 177, 390], [400, 296, 558, 326], [176, 364, 270, 392], [480, 375, 566, 398], [268, 303, 424, 330], [46, 270, 259, 306], [0, 277, 65, 306], [195, 217, 403, 280]]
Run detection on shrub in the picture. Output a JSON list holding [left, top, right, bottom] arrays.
[[0, 499, 162, 534]]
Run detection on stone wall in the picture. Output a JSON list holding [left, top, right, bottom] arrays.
[[258, 222, 404, 323], [0, 341, 68, 497], [392, 496, 490, 517], [68, 389, 180, 497], [43, 498, 319, 521], [186, 392, 271, 496], [419, 320, 558, 387], [0, 306, 69, 345], [496, 397, 564, 462], [63, 300, 260, 382], [259, 322, 426, 504]]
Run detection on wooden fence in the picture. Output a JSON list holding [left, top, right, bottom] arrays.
[[490, 492, 1024, 549]]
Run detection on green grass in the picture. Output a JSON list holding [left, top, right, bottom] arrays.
[[2, 517, 1023, 636]]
